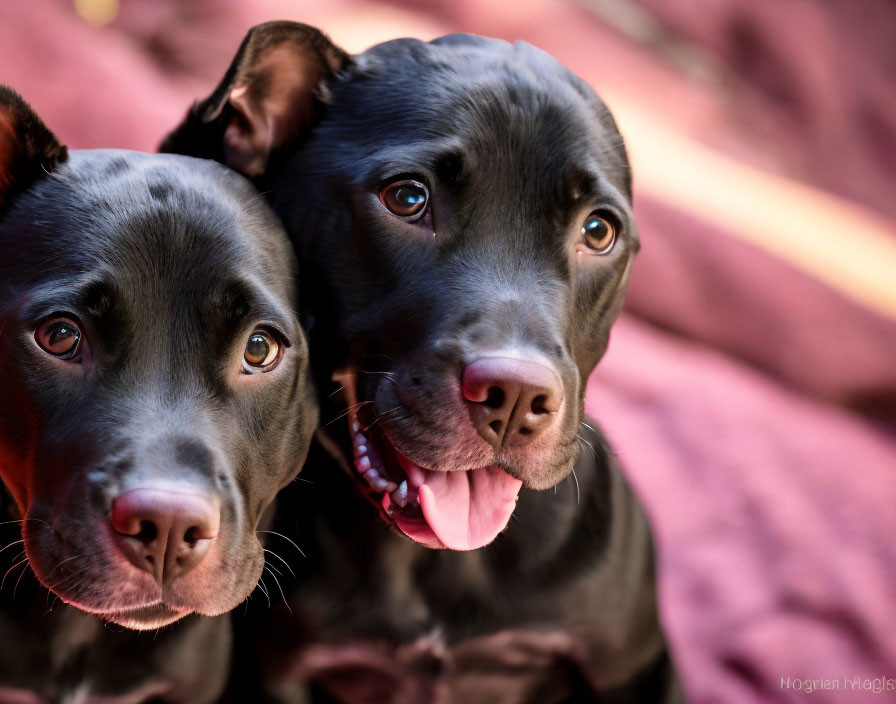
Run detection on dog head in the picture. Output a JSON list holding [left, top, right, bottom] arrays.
[[0, 86, 317, 628], [162, 24, 636, 551]]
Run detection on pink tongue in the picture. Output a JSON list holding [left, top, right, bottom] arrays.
[[398, 462, 522, 551]]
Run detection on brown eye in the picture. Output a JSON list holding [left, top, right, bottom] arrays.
[[379, 180, 429, 220], [35, 318, 82, 360], [242, 330, 282, 374], [581, 212, 617, 254]]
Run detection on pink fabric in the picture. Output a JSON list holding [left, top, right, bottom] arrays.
[[0, 1, 191, 152], [628, 195, 896, 417], [589, 316, 896, 702], [631, 0, 896, 222]]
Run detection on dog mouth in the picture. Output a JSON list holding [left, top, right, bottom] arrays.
[[336, 369, 522, 551]]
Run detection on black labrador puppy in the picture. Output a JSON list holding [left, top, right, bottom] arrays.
[[163, 22, 683, 703], [0, 86, 317, 702]]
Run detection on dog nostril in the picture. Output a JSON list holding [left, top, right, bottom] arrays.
[[531, 394, 549, 415], [183, 526, 202, 547], [488, 419, 503, 435], [484, 387, 505, 409], [519, 427, 532, 436], [136, 521, 157, 543]]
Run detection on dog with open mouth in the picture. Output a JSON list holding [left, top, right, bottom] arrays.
[[0, 86, 317, 701], [163, 22, 684, 703]]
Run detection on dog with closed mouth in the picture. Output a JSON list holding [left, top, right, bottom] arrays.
[[163, 22, 684, 703], [0, 85, 317, 701]]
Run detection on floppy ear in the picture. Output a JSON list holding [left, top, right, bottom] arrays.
[[159, 21, 351, 177], [0, 86, 67, 210]]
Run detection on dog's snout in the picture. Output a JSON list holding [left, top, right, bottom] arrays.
[[462, 356, 563, 450], [110, 489, 220, 585]]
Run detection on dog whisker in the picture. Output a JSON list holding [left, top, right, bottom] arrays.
[[569, 468, 581, 507], [257, 530, 306, 559], [362, 405, 403, 432], [3, 549, 25, 571], [46, 570, 79, 605], [263, 548, 296, 578], [44, 553, 80, 582], [264, 565, 292, 614], [0, 518, 50, 528], [256, 576, 271, 608], [360, 370, 398, 385], [1, 556, 29, 591], [577, 434, 598, 461], [13, 559, 32, 598], [381, 414, 410, 425], [326, 401, 375, 426], [0, 538, 24, 557]]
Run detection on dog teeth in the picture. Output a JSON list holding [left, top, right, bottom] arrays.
[[372, 477, 392, 492], [392, 480, 409, 507], [351, 423, 414, 503], [361, 468, 391, 493]]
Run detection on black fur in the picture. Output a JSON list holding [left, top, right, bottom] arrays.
[[163, 25, 684, 703]]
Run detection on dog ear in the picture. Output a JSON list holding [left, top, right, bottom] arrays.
[[159, 21, 351, 177], [0, 86, 68, 210]]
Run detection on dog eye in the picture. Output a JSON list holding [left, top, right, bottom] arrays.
[[580, 212, 617, 254], [379, 180, 429, 220], [35, 318, 82, 360], [242, 330, 282, 374]]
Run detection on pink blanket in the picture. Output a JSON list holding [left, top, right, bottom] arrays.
[[589, 316, 896, 702]]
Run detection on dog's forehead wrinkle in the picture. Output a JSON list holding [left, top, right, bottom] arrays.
[[212, 275, 294, 333], [360, 139, 468, 184]]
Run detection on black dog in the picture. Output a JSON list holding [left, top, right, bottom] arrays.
[[164, 23, 683, 703], [0, 86, 317, 701]]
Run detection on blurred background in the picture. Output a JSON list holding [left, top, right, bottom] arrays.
[[2, 1, 895, 701]]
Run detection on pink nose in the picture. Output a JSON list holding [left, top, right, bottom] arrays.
[[461, 356, 563, 449], [110, 489, 220, 585]]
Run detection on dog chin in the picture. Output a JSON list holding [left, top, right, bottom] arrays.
[[516, 458, 577, 492], [82, 602, 190, 630]]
